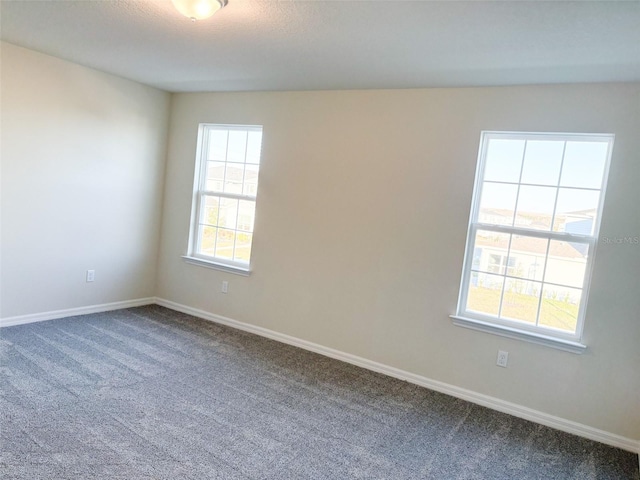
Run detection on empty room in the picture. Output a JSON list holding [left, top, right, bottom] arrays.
[[1, 1, 639, 478]]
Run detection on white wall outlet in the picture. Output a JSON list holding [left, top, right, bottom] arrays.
[[86, 269, 95, 282], [496, 350, 509, 368], [221, 280, 228, 294]]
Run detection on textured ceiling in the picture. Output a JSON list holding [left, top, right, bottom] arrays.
[[1, 0, 639, 92]]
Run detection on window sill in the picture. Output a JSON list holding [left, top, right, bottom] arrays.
[[450, 315, 586, 354], [182, 256, 251, 276]]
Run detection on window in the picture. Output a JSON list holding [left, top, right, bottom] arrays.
[[185, 124, 263, 274], [487, 254, 517, 276], [453, 132, 613, 352]]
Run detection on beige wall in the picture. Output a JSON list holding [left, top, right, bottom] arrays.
[[1, 43, 170, 317], [157, 85, 640, 440]]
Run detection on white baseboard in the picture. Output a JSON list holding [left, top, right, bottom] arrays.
[[155, 297, 640, 455], [0, 297, 156, 328]]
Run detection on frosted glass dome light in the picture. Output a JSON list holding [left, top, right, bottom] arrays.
[[172, 0, 227, 21]]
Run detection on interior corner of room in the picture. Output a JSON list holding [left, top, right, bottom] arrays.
[[1, 0, 639, 469]]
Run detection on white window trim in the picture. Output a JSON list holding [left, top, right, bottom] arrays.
[[184, 123, 262, 276], [181, 255, 251, 276], [449, 315, 587, 354], [452, 131, 614, 353]]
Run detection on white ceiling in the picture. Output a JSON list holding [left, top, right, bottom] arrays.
[[2, 0, 639, 93]]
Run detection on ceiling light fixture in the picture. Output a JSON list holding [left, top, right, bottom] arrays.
[[171, 0, 227, 21]]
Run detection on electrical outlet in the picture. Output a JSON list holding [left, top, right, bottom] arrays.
[[86, 270, 95, 282], [221, 281, 228, 294], [496, 350, 509, 368]]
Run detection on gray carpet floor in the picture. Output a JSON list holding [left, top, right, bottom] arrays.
[[0, 305, 637, 479]]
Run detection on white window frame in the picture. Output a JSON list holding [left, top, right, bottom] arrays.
[[451, 131, 614, 353], [183, 123, 263, 275]]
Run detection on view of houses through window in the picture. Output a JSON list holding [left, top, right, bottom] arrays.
[[458, 132, 613, 339]]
